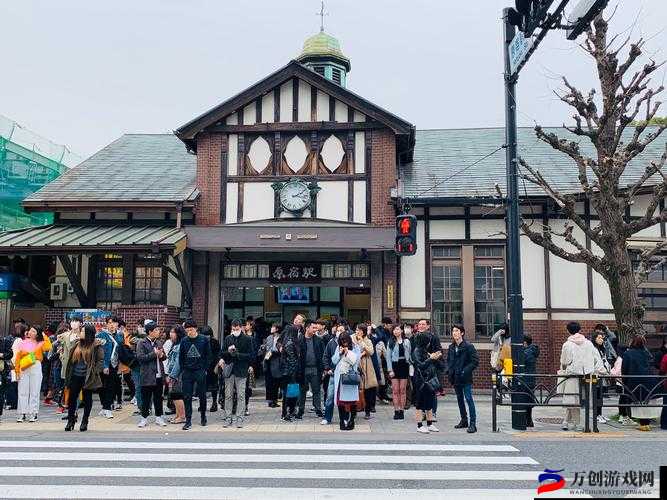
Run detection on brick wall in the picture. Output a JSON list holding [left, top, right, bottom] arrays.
[[437, 318, 617, 390], [370, 129, 396, 227], [191, 259, 208, 327], [195, 133, 225, 225]]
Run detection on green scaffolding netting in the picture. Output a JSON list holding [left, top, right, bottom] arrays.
[[0, 114, 82, 231]]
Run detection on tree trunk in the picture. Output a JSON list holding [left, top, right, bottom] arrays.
[[606, 245, 645, 345]]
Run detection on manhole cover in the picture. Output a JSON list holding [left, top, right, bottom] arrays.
[[535, 417, 563, 424]]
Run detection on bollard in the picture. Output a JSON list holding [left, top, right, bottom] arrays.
[[583, 375, 591, 433], [491, 373, 498, 432]]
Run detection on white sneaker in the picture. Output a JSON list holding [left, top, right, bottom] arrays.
[[104, 410, 114, 419], [28, 414, 38, 423], [561, 422, 569, 431], [155, 416, 167, 427], [16, 414, 25, 423], [417, 426, 429, 434], [427, 424, 440, 433], [131, 397, 137, 406], [137, 417, 148, 428], [320, 419, 330, 425], [98, 409, 106, 417], [597, 415, 608, 424]]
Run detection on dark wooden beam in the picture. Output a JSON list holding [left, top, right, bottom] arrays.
[[237, 182, 244, 222], [255, 97, 262, 124], [311, 86, 317, 122], [464, 206, 471, 240], [172, 254, 193, 309], [273, 87, 280, 123], [329, 96, 336, 122], [209, 121, 383, 134], [292, 78, 299, 122], [347, 179, 354, 222], [58, 255, 89, 307], [226, 173, 367, 183]]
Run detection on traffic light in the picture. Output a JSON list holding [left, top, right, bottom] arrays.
[[508, 0, 553, 37], [395, 214, 417, 256]]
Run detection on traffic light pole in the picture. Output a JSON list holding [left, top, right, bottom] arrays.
[[503, 8, 526, 431]]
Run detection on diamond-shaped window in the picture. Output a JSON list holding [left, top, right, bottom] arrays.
[[247, 137, 272, 173], [284, 136, 308, 173], [320, 135, 345, 172]]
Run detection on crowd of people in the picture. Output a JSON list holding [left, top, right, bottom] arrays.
[[0, 313, 665, 433]]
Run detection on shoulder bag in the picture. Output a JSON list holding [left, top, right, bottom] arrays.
[[341, 369, 361, 386]]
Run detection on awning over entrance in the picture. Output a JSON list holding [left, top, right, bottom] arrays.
[[0, 224, 187, 255], [185, 224, 395, 251]]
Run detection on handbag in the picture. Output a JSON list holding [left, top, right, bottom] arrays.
[[341, 369, 361, 386], [222, 362, 234, 379], [19, 352, 36, 371], [286, 382, 300, 398], [118, 344, 136, 368], [424, 373, 442, 392]]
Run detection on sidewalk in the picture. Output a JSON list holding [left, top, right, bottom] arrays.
[[2, 392, 662, 438]]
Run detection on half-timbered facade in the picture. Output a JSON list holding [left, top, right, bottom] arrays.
[[0, 31, 664, 386]]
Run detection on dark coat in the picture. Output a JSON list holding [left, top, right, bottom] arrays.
[[622, 347, 660, 401], [523, 344, 540, 389], [64, 340, 104, 391], [136, 337, 166, 387], [206, 336, 221, 390], [447, 340, 479, 386], [412, 346, 438, 393], [221, 333, 253, 378], [297, 334, 324, 380], [0, 335, 13, 376], [279, 335, 300, 383]]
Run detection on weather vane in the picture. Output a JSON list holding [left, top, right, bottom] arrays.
[[316, 1, 328, 32]]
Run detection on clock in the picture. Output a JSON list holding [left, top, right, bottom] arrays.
[[272, 179, 321, 215]]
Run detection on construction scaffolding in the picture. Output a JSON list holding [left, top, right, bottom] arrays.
[[0, 114, 81, 230]]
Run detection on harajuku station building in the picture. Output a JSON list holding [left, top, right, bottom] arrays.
[[0, 31, 663, 383]]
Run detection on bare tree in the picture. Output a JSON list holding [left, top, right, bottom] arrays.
[[519, 12, 667, 343]]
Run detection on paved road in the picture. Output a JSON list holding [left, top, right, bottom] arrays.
[[0, 433, 547, 499]]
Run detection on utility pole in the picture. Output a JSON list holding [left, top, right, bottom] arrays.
[[502, 8, 526, 431], [501, 0, 608, 430]]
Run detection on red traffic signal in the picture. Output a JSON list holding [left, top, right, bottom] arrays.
[[395, 214, 417, 256]]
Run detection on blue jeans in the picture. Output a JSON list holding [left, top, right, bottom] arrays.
[[324, 377, 335, 423], [454, 384, 476, 424], [131, 365, 143, 408]]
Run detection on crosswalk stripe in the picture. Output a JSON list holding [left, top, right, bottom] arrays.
[[0, 440, 519, 452], [0, 466, 540, 481], [0, 486, 559, 500], [0, 451, 539, 464]]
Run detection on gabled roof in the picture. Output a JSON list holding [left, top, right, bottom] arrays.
[[23, 134, 197, 211], [401, 127, 666, 201], [174, 60, 415, 152]]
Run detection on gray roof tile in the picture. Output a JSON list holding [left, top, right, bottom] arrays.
[[25, 134, 196, 203], [402, 127, 666, 199]]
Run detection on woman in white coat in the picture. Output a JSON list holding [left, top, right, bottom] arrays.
[[332, 332, 360, 430], [559, 321, 603, 431]]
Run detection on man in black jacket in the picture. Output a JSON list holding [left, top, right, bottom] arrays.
[[296, 321, 324, 418], [220, 319, 252, 428], [447, 324, 479, 433], [175, 319, 212, 430]]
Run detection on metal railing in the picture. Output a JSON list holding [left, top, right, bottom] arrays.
[[592, 374, 667, 433], [492, 372, 667, 433], [492, 372, 592, 432]]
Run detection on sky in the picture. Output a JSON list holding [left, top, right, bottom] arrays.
[[2, 0, 666, 158]]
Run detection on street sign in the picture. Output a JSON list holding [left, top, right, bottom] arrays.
[[566, 0, 609, 40], [509, 31, 533, 76]]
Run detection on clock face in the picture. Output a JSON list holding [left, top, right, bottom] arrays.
[[280, 181, 311, 213]]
